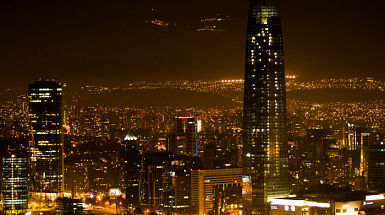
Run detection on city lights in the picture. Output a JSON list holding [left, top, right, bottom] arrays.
[[1, 0, 384, 214]]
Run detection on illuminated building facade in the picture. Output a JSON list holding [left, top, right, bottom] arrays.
[[359, 132, 371, 189], [270, 198, 331, 215], [2, 148, 29, 214], [270, 193, 385, 215], [167, 157, 192, 209], [191, 168, 242, 215], [29, 79, 63, 195], [242, 0, 289, 214]]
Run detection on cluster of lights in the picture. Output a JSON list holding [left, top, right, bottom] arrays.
[[270, 199, 330, 208], [150, 19, 169, 26], [284, 205, 296, 212], [221, 79, 244, 82], [286, 75, 296, 79], [366, 194, 384, 201]]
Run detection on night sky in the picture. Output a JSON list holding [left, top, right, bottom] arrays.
[[1, 0, 385, 90]]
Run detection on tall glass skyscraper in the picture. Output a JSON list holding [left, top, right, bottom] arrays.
[[29, 79, 63, 196], [242, 0, 289, 214], [176, 117, 198, 157], [2, 143, 29, 214]]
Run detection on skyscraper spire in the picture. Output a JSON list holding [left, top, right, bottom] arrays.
[[242, 0, 289, 214]]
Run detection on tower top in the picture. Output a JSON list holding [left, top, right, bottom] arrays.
[[34, 78, 57, 82]]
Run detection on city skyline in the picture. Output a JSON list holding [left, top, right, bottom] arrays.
[[1, 0, 385, 91], [3, 77, 385, 213], [2, 0, 385, 214]]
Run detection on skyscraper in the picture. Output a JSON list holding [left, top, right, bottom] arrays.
[[368, 136, 385, 192], [29, 79, 63, 196], [242, 0, 289, 214], [122, 134, 141, 207], [176, 117, 198, 157], [2, 141, 29, 214]]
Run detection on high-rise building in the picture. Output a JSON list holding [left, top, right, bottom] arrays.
[[123, 136, 141, 206], [2, 141, 29, 214], [166, 133, 177, 155], [141, 151, 172, 206], [368, 136, 385, 192], [176, 117, 198, 157], [29, 79, 63, 197], [242, 0, 289, 214]]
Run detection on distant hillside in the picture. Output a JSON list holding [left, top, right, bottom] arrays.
[[286, 89, 385, 103], [77, 89, 238, 107], [2, 88, 384, 107]]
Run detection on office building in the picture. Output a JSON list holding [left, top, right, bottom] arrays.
[[141, 151, 172, 206], [191, 168, 242, 215], [2, 143, 29, 214], [64, 164, 88, 194], [242, 0, 289, 214], [167, 156, 193, 209], [29, 79, 63, 196], [368, 139, 385, 192], [56, 197, 84, 214], [123, 140, 141, 206], [176, 117, 198, 157], [166, 133, 177, 155]]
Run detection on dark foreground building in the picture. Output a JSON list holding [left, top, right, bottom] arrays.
[[176, 117, 198, 157], [242, 0, 289, 214], [56, 197, 84, 214]]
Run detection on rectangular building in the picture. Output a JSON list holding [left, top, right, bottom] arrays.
[[29, 78, 63, 195], [3, 152, 29, 214], [191, 168, 242, 215], [176, 117, 197, 157]]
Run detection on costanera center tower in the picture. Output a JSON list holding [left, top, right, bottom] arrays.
[[242, 0, 289, 214]]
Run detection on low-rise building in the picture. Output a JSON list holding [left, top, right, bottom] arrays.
[[191, 168, 242, 215]]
